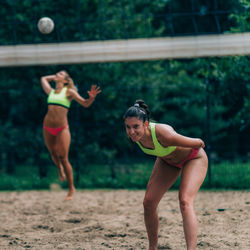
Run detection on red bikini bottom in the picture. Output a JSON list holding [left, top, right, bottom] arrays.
[[162, 148, 199, 168], [43, 125, 68, 136]]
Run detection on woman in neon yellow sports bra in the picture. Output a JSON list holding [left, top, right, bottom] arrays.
[[41, 70, 101, 201], [124, 100, 208, 250]]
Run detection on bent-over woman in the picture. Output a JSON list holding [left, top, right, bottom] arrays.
[[124, 99, 208, 250]]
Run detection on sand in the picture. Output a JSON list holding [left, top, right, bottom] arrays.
[[0, 189, 249, 250]]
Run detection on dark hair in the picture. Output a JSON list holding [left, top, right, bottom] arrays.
[[123, 99, 151, 122]]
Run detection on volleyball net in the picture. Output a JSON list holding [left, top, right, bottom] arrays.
[[0, 32, 250, 67]]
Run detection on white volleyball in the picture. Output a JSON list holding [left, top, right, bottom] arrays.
[[38, 17, 54, 34]]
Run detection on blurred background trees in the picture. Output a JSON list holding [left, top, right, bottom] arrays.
[[0, 0, 249, 187]]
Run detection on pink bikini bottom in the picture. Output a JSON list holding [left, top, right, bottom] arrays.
[[162, 148, 199, 168], [43, 125, 68, 136]]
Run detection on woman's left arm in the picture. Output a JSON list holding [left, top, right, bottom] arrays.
[[157, 124, 205, 148], [170, 132, 205, 148], [68, 85, 101, 108]]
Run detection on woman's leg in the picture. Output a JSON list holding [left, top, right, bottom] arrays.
[[43, 128, 66, 181], [143, 158, 181, 250], [179, 149, 208, 250], [56, 128, 75, 200]]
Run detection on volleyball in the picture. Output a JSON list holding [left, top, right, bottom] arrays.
[[37, 17, 54, 34]]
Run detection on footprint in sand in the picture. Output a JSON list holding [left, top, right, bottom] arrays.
[[64, 218, 81, 223]]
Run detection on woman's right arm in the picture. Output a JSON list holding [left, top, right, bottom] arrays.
[[40, 75, 55, 95]]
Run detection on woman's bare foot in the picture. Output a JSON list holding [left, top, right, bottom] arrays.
[[64, 187, 75, 201]]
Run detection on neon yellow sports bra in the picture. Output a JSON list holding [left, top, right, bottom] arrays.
[[136, 122, 177, 157], [47, 87, 71, 109]]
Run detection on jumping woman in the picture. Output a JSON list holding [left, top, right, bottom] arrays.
[[41, 70, 101, 200]]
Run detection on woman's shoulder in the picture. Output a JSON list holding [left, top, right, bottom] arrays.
[[47, 88, 54, 95], [66, 87, 76, 96], [155, 123, 176, 140], [154, 123, 176, 145], [155, 123, 175, 133]]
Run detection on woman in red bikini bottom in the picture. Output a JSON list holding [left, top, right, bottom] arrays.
[[41, 71, 101, 200], [124, 100, 208, 250]]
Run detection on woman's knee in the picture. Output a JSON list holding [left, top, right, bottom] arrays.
[[50, 150, 58, 160], [58, 154, 69, 165], [143, 196, 158, 213], [179, 194, 194, 213]]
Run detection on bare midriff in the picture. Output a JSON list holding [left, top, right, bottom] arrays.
[[160, 146, 198, 165], [43, 105, 69, 127]]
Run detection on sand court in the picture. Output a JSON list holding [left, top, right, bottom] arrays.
[[0, 190, 249, 249]]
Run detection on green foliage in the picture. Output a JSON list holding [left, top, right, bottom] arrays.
[[0, 161, 249, 190], [204, 161, 250, 189], [0, 0, 249, 186], [1, 57, 250, 174], [0, 0, 245, 45], [230, 0, 250, 32], [0, 167, 53, 190]]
